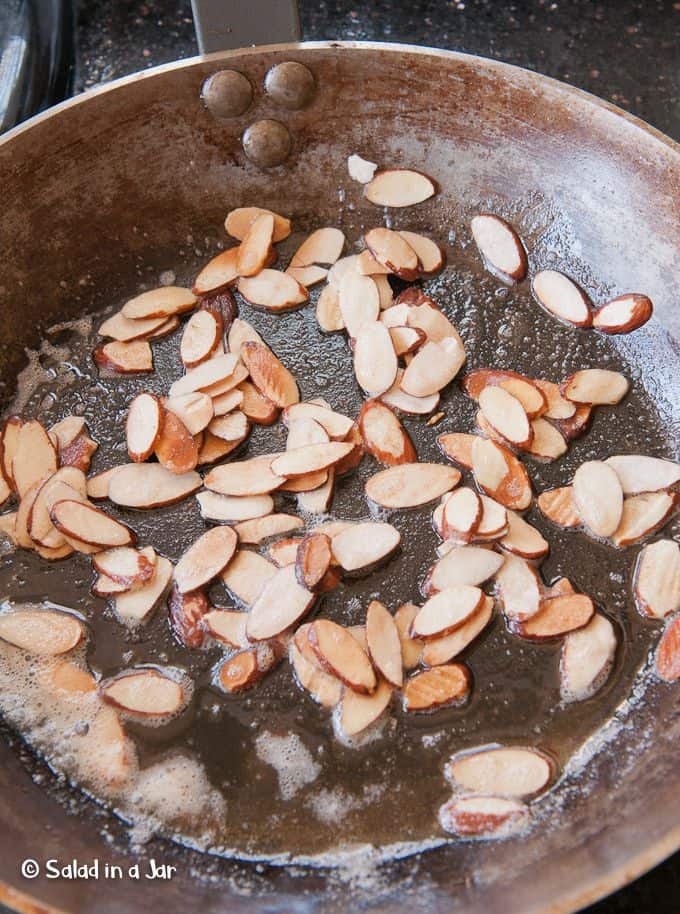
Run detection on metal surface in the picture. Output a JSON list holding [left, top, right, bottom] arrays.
[[190, 0, 300, 53], [0, 41, 678, 914]]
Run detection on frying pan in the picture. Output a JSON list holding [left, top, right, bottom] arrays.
[[0, 10, 679, 914]]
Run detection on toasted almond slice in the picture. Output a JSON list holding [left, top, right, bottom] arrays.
[[49, 416, 87, 451], [236, 380, 279, 425], [357, 248, 391, 275], [126, 393, 163, 462], [154, 410, 199, 475], [470, 214, 527, 283], [28, 468, 86, 545], [358, 400, 416, 466], [193, 248, 240, 295], [290, 642, 343, 707], [247, 563, 315, 640], [573, 460, 624, 537], [278, 470, 328, 493], [309, 619, 376, 693], [338, 271, 381, 338], [227, 316, 264, 356], [199, 288, 238, 326], [283, 402, 354, 440], [560, 613, 617, 701], [174, 526, 237, 593], [592, 293, 653, 334], [221, 549, 277, 606], [59, 434, 97, 473], [553, 404, 593, 442], [531, 270, 592, 327], [366, 463, 460, 510], [286, 265, 328, 287], [401, 338, 465, 397], [604, 455, 680, 495], [297, 466, 336, 515], [612, 492, 677, 546], [217, 645, 280, 692], [500, 512, 549, 560], [0, 416, 23, 489], [336, 425, 364, 475], [446, 745, 554, 797], [225, 206, 290, 242], [0, 511, 17, 544], [196, 491, 273, 523], [471, 437, 532, 511], [316, 284, 344, 332], [236, 212, 275, 277], [238, 269, 307, 312], [439, 795, 529, 837], [421, 595, 493, 666], [94, 340, 153, 374], [168, 353, 238, 398], [197, 432, 241, 466], [51, 498, 135, 548], [398, 231, 444, 274], [167, 583, 209, 649], [85, 466, 126, 500], [561, 369, 629, 405], [0, 607, 83, 654], [634, 539, 680, 619], [295, 533, 332, 591], [331, 521, 400, 572], [42, 659, 96, 694], [114, 555, 172, 624], [353, 321, 398, 396], [148, 315, 181, 338], [235, 513, 304, 545], [365, 600, 403, 688], [290, 227, 345, 267], [164, 392, 214, 435], [424, 547, 504, 595], [389, 325, 426, 356], [514, 591, 594, 639], [398, 290, 463, 342], [204, 609, 247, 647], [438, 432, 476, 469], [12, 420, 58, 498], [655, 616, 680, 682], [364, 169, 436, 208], [180, 309, 222, 368], [102, 669, 183, 716], [479, 386, 532, 448], [373, 274, 394, 310], [205, 455, 285, 497], [365, 228, 419, 279], [403, 663, 470, 711], [271, 442, 354, 478], [339, 677, 392, 738], [537, 486, 580, 527], [381, 368, 440, 415], [463, 369, 546, 418], [525, 418, 567, 461], [440, 487, 482, 541], [98, 310, 169, 342], [412, 585, 484, 640], [543, 577, 576, 599], [108, 464, 201, 508], [532, 379, 576, 419], [93, 546, 155, 586], [240, 341, 299, 407], [208, 411, 250, 443], [122, 286, 196, 320], [269, 536, 303, 566], [393, 603, 423, 669], [495, 553, 541, 621]]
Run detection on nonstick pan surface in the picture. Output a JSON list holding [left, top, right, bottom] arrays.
[[0, 42, 678, 914]]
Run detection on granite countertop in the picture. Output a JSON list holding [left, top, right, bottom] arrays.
[[5, 2, 679, 913]]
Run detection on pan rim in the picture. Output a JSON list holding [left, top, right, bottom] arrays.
[[0, 38, 678, 914]]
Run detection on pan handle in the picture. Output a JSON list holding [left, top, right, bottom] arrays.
[[190, 0, 301, 54]]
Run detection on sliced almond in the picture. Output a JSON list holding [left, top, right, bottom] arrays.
[[338, 271, 380, 337], [393, 603, 423, 669], [93, 546, 156, 587], [42, 659, 96, 694], [464, 369, 546, 418], [221, 549, 277, 606], [12, 420, 58, 498], [366, 463, 460, 510], [197, 432, 241, 466], [478, 386, 532, 448], [365, 600, 403, 688], [543, 577, 576, 599], [289, 227, 345, 267], [604, 455, 680, 495], [0, 416, 23, 489], [398, 231, 444, 274], [51, 499, 134, 548], [316, 284, 344, 332], [49, 416, 87, 451], [655, 616, 680, 683], [446, 745, 554, 797], [403, 664, 470, 711], [98, 310, 169, 342], [225, 206, 290, 242], [612, 492, 677, 546], [227, 317, 264, 356], [168, 583, 209, 649], [364, 169, 436, 208], [174, 526, 238, 593], [208, 411, 250, 444], [515, 592, 594, 640], [440, 487, 482, 541], [126, 393, 163, 462], [286, 265, 328, 287], [271, 441, 354, 478], [357, 249, 391, 275], [424, 546, 504, 595], [476, 495, 509, 540], [205, 455, 285, 497], [389, 325, 426, 356], [108, 464, 201, 508], [168, 353, 238, 398], [381, 368, 440, 415], [240, 341, 299, 407], [309, 619, 376, 693], [500, 512, 549, 560], [412, 586, 484, 640], [327, 254, 362, 287], [28, 473, 83, 548], [553, 403, 593, 441], [592, 293, 653, 334], [295, 533, 332, 591], [102, 669, 183, 716], [164, 392, 214, 435], [339, 677, 393, 738], [193, 248, 240, 295], [196, 491, 273, 523], [199, 288, 238, 328], [86, 466, 125, 500], [236, 212, 275, 277], [470, 214, 527, 283], [115, 555, 173, 624], [290, 642, 343, 708], [203, 609, 247, 647], [525, 418, 567, 461], [532, 379, 576, 419], [331, 521, 400, 572], [216, 648, 272, 693], [561, 369, 629, 405], [122, 286, 196, 320], [283, 402, 354, 440], [247, 563, 315, 641], [438, 432, 476, 469], [235, 513, 304, 545], [495, 553, 542, 621], [399, 289, 463, 343], [154, 410, 199, 475], [0, 607, 83, 655], [59, 434, 98, 473], [286, 416, 329, 450], [572, 460, 624, 537], [401, 338, 465, 397], [268, 537, 303, 566], [147, 315, 180, 338], [238, 269, 307, 312], [471, 437, 532, 511], [237, 380, 279, 425], [0, 511, 17, 544], [537, 486, 580, 528], [421, 595, 494, 666], [633, 539, 680, 619], [531, 270, 592, 327], [180, 309, 222, 368], [365, 228, 419, 279], [439, 795, 529, 837], [353, 321, 398, 396], [93, 573, 129, 596], [560, 613, 617, 702], [358, 400, 416, 466]]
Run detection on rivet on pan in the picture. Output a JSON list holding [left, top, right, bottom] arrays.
[[201, 70, 253, 119], [264, 61, 315, 110], [242, 119, 292, 168]]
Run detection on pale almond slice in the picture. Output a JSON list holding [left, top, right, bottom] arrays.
[[28, 468, 87, 546], [0, 607, 83, 655], [241, 341, 299, 407], [86, 466, 127, 500], [174, 526, 238, 593], [358, 400, 416, 466], [193, 248, 240, 295], [122, 286, 196, 320], [216, 648, 274, 693], [495, 553, 542, 621], [235, 513, 304, 544], [278, 470, 328, 493], [612, 492, 677, 546], [237, 380, 279, 425], [180, 309, 222, 368], [93, 573, 129, 596], [592, 293, 653, 334], [393, 603, 423, 669], [373, 274, 394, 310], [463, 369, 546, 418], [560, 613, 617, 702], [309, 619, 376, 693], [476, 495, 509, 540], [525, 418, 567, 461], [102, 669, 183, 716], [471, 437, 532, 511], [168, 353, 238, 398], [207, 411, 250, 443], [403, 663, 470, 711], [41, 659, 96, 694], [381, 368, 440, 415], [440, 487, 482, 541], [0, 511, 17, 544], [204, 609, 248, 647], [93, 546, 156, 587], [348, 154, 377, 184], [0, 416, 23, 490], [532, 379, 576, 419], [286, 265, 328, 287], [327, 254, 361, 287], [316, 284, 344, 332], [98, 310, 169, 342], [604, 455, 680, 495], [286, 416, 329, 449], [267, 537, 303, 567], [12, 420, 58, 498], [438, 432, 476, 469], [364, 169, 436, 208], [155, 410, 199, 475], [389, 325, 426, 356], [339, 677, 392, 738], [147, 315, 180, 339], [49, 416, 87, 451], [238, 269, 307, 312], [357, 248, 391, 275], [655, 616, 680, 682], [338, 271, 380, 338], [500, 512, 549, 560], [553, 403, 593, 441], [365, 600, 403, 687], [205, 454, 285, 496], [634, 539, 680, 619], [514, 591, 593, 640], [537, 486, 580, 528], [221, 549, 277, 606], [290, 642, 343, 708], [478, 386, 532, 448], [227, 317, 264, 356], [114, 555, 172, 624], [470, 214, 527, 283], [439, 795, 529, 837], [295, 533, 332, 591], [247, 563, 314, 641], [379, 302, 410, 328], [331, 521, 400, 572], [225, 206, 291, 242], [289, 227, 345, 267], [196, 491, 273, 523], [164, 392, 214, 435], [422, 595, 494, 666], [237, 212, 275, 277], [398, 289, 463, 343], [446, 745, 554, 797], [283, 402, 354, 440], [366, 463, 460, 510], [572, 460, 624, 537], [353, 320, 398, 396], [401, 338, 465, 397], [561, 369, 629, 405], [271, 441, 354, 477], [51, 499, 134, 548], [531, 270, 592, 327], [424, 547, 504, 595], [108, 464, 201, 508], [365, 228, 419, 279], [543, 577, 576, 599], [126, 392, 163, 462], [412, 585, 484, 640], [398, 231, 444, 274], [167, 582, 209, 648]]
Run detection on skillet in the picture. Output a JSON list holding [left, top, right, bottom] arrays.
[[0, 27, 678, 914]]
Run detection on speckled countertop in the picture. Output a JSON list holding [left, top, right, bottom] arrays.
[[7, 1, 680, 913]]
